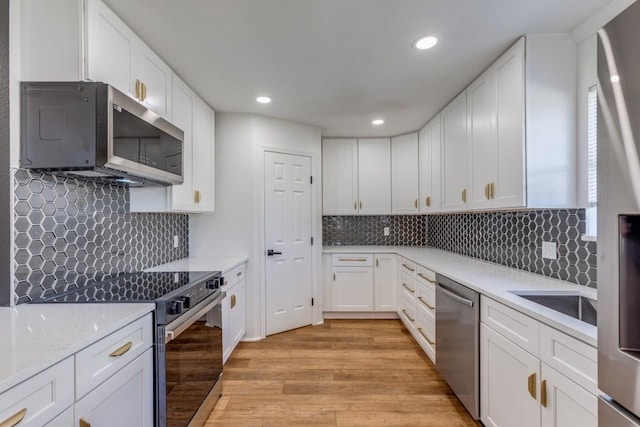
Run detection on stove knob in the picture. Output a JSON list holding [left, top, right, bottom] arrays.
[[169, 299, 184, 315], [179, 296, 191, 309], [207, 277, 221, 290]]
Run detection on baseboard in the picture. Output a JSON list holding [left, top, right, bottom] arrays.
[[322, 311, 400, 320]]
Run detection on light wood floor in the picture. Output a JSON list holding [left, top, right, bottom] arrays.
[[206, 319, 479, 426]]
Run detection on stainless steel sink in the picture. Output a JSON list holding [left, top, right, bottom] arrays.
[[511, 292, 597, 327]]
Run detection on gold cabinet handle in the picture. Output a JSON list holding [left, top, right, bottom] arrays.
[[527, 373, 537, 400], [141, 82, 147, 102], [402, 309, 415, 322], [417, 272, 435, 283], [109, 341, 133, 358], [426, 196, 431, 207], [414, 199, 418, 209], [80, 418, 91, 427], [402, 283, 415, 293], [359, 201, 363, 209], [484, 184, 490, 200], [333, 272, 336, 281], [0, 408, 27, 427], [230, 294, 237, 309], [402, 263, 415, 272], [354, 201, 357, 210], [490, 182, 495, 199], [194, 190, 201, 204], [135, 79, 141, 99], [417, 327, 435, 345], [541, 379, 547, 408], [376, 258, 379, 267], [462, 189, 467, 203], [417, 296, 435, 310], [236, 271, 242, 277], [338, 257, 368, 262], [224, 280, 229, 286]]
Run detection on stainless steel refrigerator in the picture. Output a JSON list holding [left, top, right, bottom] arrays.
[[598, 1, 640, 425]]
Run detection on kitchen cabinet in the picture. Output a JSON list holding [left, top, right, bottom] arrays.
[[441, 91, 469, 211], [130, 75, 216, 213], [222, 263, 246, 364], [480, 297, 597, 426], [419, 114, 442, 213], [391, 133, 419, 214], [22, 0, 172, 120], [75, 349, 154, 427], [374, 254, 398, 311], [332, 267, 374, 311], [358, 139, 392, 215], [322, 139, 359, 215]]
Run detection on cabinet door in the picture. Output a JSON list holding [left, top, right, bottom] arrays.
[[419, 115, 442, 213], [332, 267, 374, 311], [221, 294, 232, 364], [322, 139, 358, 215], [191, 99, 216, 212], [540, 363, 597, 427], [391, 133, 419, 214], [358, 138, 391, 215], [85, 0, 136, 97], [441, 91, 469, 211], [75, 348, 154, 427], [133, 43, 172, 119], [494, 40, 525, 209], [169, 75, 196, 211], [229, 279, 246, 348], [468, 70, 497, 210], [481, 324, 540, 427], [374, 254, 397, 311]]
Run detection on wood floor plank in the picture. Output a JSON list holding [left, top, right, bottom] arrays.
[[207, 319, 477, 425]]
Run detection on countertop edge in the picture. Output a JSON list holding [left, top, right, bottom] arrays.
[[146, 256, 249, 274]]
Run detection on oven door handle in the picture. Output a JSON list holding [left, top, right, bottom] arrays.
[[165, 292, 225, 344]]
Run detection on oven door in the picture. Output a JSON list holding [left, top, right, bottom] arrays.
[[156, 292, 224, 427]]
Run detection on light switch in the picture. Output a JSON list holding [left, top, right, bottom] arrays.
[[383, 227, 390, 236]]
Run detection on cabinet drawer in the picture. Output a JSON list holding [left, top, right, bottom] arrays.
[[415, 310, 436, 363], [481, 296, 539, 357], [76, 313, 153, 399], [400, 292, 416, 325], [539, 324, 598, 396], [416, 265, 436, 284], [415, 280, 435, 319], [0, 357, 74, 427], [400, 259, 416, 275], [332, 254, 373, 267], [223, 263, 245, 288], [400, 273, 417, 298]]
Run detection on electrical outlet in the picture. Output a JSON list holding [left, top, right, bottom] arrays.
[[542, 241, 557, 260], [173, 235, 179, 248], [383, 227, 390, 236]]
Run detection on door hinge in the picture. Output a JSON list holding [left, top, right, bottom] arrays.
[[312, 298, 314, 306], [311, 236, 314, 245], [310, 175, 313, 184]]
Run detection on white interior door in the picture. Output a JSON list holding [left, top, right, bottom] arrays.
[[264, 152, 313, 335]]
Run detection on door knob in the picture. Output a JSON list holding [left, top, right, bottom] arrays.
[[267, 249, 282, 256]]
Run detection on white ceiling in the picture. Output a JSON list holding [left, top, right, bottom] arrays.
[[103, 0, 612, 137]]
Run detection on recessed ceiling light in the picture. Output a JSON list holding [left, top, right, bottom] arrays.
[[372, 119, 384, 125], [414, 36, 438, 50], [256, 96, 272, 104]]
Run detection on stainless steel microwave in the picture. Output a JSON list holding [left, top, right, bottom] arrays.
[[20, 82, 184, 186]]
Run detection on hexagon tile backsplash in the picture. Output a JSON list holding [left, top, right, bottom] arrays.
[[323, 209, 597, 287], [13, 169, 189, 304]]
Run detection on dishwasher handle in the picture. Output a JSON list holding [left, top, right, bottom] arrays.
[[438, 283, 474, 307]]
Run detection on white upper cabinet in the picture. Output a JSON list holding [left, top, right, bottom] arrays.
[[391, 133, 419, 214], [132, 44, 173, 119], [419, 114, 442, 213], [358, 138, 392, 215], [322, 139, 359, 215], [441, 91, 469, 212]]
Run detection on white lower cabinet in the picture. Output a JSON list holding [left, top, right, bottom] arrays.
[[222, 263, 247, 363], [75, 349, 154, 427], [374, 254, 398, 311], [332, 267, 374, 311], [480, 297, 597, 426]]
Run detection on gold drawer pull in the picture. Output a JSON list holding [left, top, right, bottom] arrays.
[[402, 283, 415, 293], [194, 190, 201, 203], [402, 309, 415, 322], [541, 379, 547, 407], [414, 199, 418, 209], [490, 182, 495, 199], [425, 196, 431, 207], [462, 189, 467, 203], [231, 294, 237, 309], [360, 201, 363, 209], [141, 82, 147, 102], [527, 373, 537, 400], [0, 408, 27, 427], [338, 258, 368, 262], [402, 263, 415, 272], [80, 418, 91, 427], [417, 272, 435, 283], [417, 296, 435, 310], [109, 341, 133, 358], [135, 79, 141, 99], [417, 327, 435, 345], [484, 183, 490, 200]]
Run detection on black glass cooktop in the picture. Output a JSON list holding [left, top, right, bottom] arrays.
[[34, 271, 216, 303]]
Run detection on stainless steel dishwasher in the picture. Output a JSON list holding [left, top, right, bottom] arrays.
[[435, 273, 480, 420]]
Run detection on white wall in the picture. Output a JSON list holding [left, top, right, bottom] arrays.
[[190, 113, 322, 340]]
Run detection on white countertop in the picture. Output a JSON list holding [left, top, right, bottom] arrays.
[[0, 303, 155, 393], [146, 256, 248, 274], [324, 246, 597, 347]]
